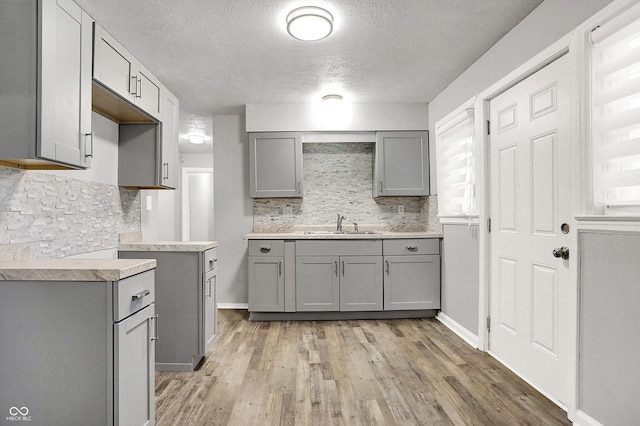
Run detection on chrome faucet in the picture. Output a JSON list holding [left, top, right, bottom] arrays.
[[336, 214, 346, 232]]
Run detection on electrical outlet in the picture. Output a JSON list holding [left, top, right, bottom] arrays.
[[283, 206, 293, 217], [398, 204, 404, 214], [146, 195, 153, 211]]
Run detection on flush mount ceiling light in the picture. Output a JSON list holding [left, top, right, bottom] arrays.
[[322, 94, 343, 104], [187, 132, 206, 145], [286, 6, 334, 41]]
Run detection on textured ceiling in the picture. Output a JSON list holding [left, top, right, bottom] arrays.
[[75, 0, 543, 151]]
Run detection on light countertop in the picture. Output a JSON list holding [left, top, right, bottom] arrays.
[[119, 241, 217, 252], [0, 258, 156, 282], [244, 231, 442, 240]]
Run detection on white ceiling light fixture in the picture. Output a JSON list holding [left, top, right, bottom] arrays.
[[322, 93, 343, 104], [286, 6, 334, 41], [187, 132, 206, 145]]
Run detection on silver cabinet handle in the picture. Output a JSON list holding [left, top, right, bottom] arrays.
[[209, 259, 216, 268], [84, 132, 93, 158], [385, 260, 390, 275], [406, 246, 418, 251], [162, 162, 169, 180], [379, 181, 383, 194], [298, 181, 302, 195], [341, 261, 345, 277], [260, 247, 271, 253], [278, 261, 282, 277], [151, 313, 159, 341], [205, 278, 211, 297], [334, 261, 338, 277], [130, 75, 138, 96], [136, 78, 142, 98], [131, 289, 150, 301]]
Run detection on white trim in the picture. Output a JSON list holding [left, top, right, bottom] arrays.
[[438, 216, 480, 225], [181, 167, 214, 241], [576, 216, 640, 233], [436, 312, 479, 349], [217, 303, 249, 310], [573, 410, 605, 426]]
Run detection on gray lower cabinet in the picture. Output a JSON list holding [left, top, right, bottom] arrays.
[[383, 239, 440, 310], [373, 131, 430, 197], [0, 270, 156, 426], [119, 247, 217, 371], [248, 240, 285, 312], [296, 240, 383, 312]]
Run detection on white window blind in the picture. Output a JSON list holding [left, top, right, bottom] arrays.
[[591, 5, 640, 214], [436, 108, 476, 216]]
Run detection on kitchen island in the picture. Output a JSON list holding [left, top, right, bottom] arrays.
[[244, 230, 442, 321], [0, 258, 157, 426]]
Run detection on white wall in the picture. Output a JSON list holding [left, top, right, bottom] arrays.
[[428, 0, 613, 133], [213, 114, 253, 306], [43, 112, 119, 185]]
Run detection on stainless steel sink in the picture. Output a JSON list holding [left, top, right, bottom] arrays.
[[304, 231, 381, 235]]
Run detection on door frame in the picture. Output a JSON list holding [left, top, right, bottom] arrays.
[[181, 167, 214, 241], [475, 34, 581, 417]]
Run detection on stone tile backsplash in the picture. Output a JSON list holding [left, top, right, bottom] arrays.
[[253, 143, 442, 233], [0, 166, 140, 260]]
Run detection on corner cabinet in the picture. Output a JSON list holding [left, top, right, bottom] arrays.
[[249, 132, 303, 198], [383, 239, 440, 310], [93, 23, 161, 121], [0, 0, 93, 169], [373, 131, 430, 197]]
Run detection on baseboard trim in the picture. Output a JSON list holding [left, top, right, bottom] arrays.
[[573, 410, 604, 426], [436, 312, 479, 349], [218, 303, 249, 310]]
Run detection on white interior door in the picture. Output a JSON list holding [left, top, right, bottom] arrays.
[[489, 54, 572, 407], [182, 168, 214, 241]]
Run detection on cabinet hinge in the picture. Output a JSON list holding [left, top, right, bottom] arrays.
[[487, 218, 491, 233], [487, 120, 491, 135], [487, 316, 491, 333]]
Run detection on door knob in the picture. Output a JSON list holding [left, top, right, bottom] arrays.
[[552, 247, 569, 260]]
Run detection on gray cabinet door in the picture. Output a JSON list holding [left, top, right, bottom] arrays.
[[249, 132, 303, 198], [93, 23, 136, 103], [340, 256, 383, 311], [296, 256, 340, 311], [373, 131, 429, 196], [39, 0, 92, 168], [384, 255, 440, 310], [248, 256, 285, 312], [203, 268, 217, 350], [114, 303, 155, 426], [161, 89, 179, 189]]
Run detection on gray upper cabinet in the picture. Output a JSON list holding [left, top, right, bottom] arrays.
[[93, 23, 161, 121], [249, 132, 303, 198], [0, 0, 93, 170], [160, 88, 179, 189], [373, 131, 430, 197]]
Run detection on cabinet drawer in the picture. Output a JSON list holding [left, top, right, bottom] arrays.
[[249, 240, 285, 257], [204, 247, 218, 272], [383, 239, 440, 255], [113, 269, 155, 321]]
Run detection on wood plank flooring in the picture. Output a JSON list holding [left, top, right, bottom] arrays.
[[155, 310, 570, 425]]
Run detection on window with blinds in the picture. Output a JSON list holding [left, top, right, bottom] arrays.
[[591, 5, 640, 214], [435, 107, 476, 217]]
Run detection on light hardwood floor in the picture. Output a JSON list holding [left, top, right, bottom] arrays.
[[155, 309, 570, 425]]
